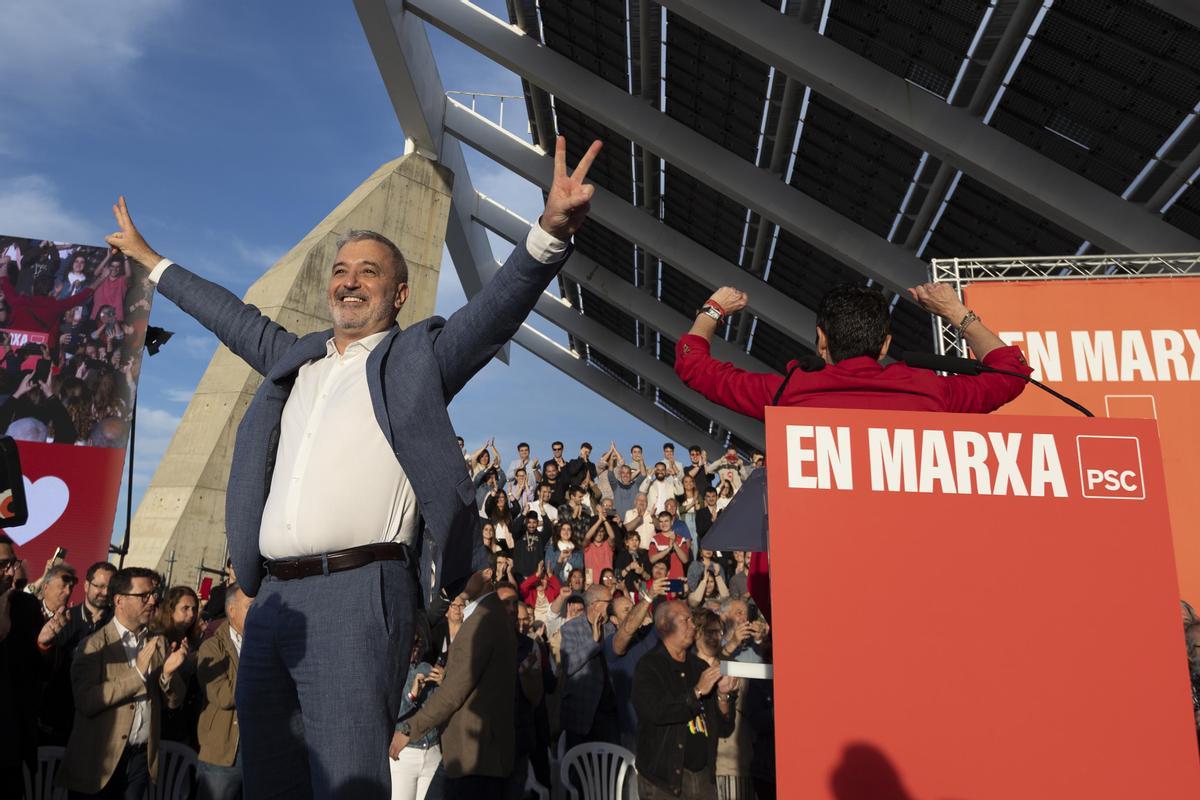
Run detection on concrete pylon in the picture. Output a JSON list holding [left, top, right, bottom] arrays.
[[126, 154, 454, 583]]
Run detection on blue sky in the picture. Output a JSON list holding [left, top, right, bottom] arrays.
[[0, 0, 672, 543]]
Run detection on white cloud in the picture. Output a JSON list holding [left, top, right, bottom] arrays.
[[0, 0, 182, 105], [175, 334, 216, 360], [164, 387, 195, 403], [0, 174, 99, 243], [233, 240, 287, 269]]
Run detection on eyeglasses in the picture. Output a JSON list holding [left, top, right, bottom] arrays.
[[118, 591, 158, 603]]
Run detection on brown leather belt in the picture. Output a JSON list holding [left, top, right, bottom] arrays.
[[264, 542, 413, 581]]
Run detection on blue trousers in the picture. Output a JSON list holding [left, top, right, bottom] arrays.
[[197, 749, 242, 800], [236, 560, 415, 799]]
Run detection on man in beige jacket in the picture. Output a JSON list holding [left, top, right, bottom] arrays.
[[58, 566, 188, 798], [196, 584, 253, 800]]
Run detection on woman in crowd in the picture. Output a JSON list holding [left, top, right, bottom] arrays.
[[678, 473, 702, 538], [693, 608, 755, 800], [507, 465, 535, 513], [90, 253, 130, 321], [153, 586, 204, 747], [90, 369, 128, 422], [389, 628, 445, 800], [728, 551, 752, 598], [484, 491, 517, 550], [545, 521, 583, 584], [473, 522, 499, 572], [716, 478, 736, 511], [519, 561, 563, 623], [581, 514, 616, 584], [688, 567, 730, 609]]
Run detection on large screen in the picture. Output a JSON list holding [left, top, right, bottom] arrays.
[[0, 235, 155, 574]]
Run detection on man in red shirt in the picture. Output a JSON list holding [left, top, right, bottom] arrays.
[[647, 512, 691, 579], [675, 281, 1031, 621], [674, 282, 1029, 416]]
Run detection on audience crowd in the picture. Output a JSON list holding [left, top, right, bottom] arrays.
[[0, 236, 152, 447], [12, 438, 1196, 800]]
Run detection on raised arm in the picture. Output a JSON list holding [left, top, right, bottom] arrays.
[[431, 137, 602, 399], [105, 196, 296, 375]]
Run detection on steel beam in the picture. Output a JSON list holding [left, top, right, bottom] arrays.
[[1146, 138, 1200, 212], [528, 293, 764, 446], [354, 0, 512, 361], [471, 191, 780, 375], [654, 0, 1200, 254], [443, 98, 821, 351], [404, 0, 931, 293], [510, 326, 724, 452]]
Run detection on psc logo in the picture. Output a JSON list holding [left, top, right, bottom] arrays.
[[1075, 435, 1145, 500]]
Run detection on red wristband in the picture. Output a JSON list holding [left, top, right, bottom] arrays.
[[705, 299, 727, 317]]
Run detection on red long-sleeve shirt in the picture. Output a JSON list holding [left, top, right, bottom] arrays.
[[676, 334, 1032, 621], [674, 334, 1031, 419], [1, 275, 94, 334]]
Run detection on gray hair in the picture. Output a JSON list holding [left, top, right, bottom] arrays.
[[653, 599, 688, 638], [583, 584, 610, 607], [718, 596, 747, 618], [46, 563, 77, 584], [335, 230, 408, 284], [225, 582, 244, 610], [6, 417, 48, 442]]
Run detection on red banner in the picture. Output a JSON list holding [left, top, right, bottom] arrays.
[[965, 277, 1200, 602], [7, 441, 125, 574], [767, 407, 1198, 800]]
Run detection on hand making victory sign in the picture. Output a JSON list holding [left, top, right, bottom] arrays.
[[539, 136, 603, 241]]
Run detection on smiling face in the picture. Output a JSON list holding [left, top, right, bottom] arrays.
[[327, 239, 408, 339]]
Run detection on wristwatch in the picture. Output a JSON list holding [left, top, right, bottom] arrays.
[[398, 721, 412, 737], [698, 305, 723, 323]]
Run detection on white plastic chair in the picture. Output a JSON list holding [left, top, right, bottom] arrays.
[[559, 742, 638, 800], [550, 730, 568, 800], [150, 741, 197, 800], [525, 758, 550, 800], [23, 746, 67, 800]]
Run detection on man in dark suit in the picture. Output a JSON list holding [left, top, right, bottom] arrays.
[[391, 572, 517, 799], [0, 534, 47, 800], [104, 136, 601, 800]]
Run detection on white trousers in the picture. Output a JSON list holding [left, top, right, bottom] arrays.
[[389, 744, 443, 800]]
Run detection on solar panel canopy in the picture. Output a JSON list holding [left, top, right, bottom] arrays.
[[431, 0, 1200, 451]]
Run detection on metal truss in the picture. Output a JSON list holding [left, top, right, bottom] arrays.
[[932, 252, 1200, 356]]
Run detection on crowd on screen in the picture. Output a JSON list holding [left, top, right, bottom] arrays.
[[0, 438, 780, 800], [0, 236, 151, 447]]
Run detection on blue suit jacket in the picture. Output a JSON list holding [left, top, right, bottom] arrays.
[[155, 233, 570, 601]]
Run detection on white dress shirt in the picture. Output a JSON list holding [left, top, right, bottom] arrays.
[[229, 625, 243, 656], [148, 225, 567, 559], [112, 618, 151, 746]]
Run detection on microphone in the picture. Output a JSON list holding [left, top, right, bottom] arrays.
[[901, 350, 983, 376], [901, 351, 1094, 417]]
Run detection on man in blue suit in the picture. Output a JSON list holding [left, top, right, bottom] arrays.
[[104, 136, 602, 799]]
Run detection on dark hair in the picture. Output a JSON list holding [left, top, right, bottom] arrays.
[[525, 511, 541, 521], [631, 444, 642, 451], [704, 487, 718, 495], [689, 445, 702, 454], [110, 567, 159, 597], [536, 482, 553, 492], [152, 585, 200, 642], [335, 230, 408, 283], [816, 284, 891, 363], [0, 533, 13, 546], [656, 511, 674, 521], [580, 441, 592, 451], [552, 441, 564, 449], [86, 561, 117, 582], [565, 595, 586, 609], [663, 442, 674, 451], [517, 442, 530, 450]]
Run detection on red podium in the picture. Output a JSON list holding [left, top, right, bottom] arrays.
[[766, 407, 1200, 799]]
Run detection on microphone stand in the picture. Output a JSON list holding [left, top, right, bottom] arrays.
[[974, 365, 1094, 417]]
